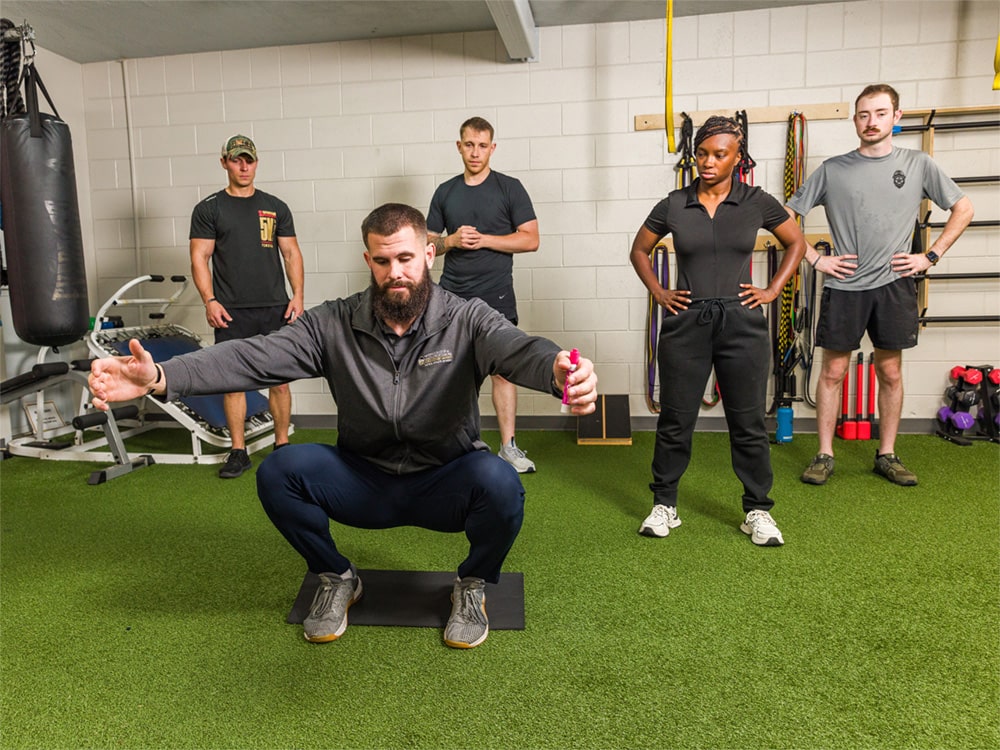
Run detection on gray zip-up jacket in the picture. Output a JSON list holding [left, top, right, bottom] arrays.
[[161, 284, 562, 474]]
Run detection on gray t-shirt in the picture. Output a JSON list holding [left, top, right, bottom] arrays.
[[787, 147, 964, 291]]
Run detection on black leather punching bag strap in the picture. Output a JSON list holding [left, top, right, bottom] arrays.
[[23, 62, 61, 135], [1, 60, 90, 347]]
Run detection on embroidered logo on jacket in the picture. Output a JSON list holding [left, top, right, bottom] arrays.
[[418, 350, 453, 367], [892, 170, 906, 189]]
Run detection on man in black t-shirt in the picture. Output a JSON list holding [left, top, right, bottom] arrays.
[[427, 117, 540, 473], [190, 135, 305, 478]]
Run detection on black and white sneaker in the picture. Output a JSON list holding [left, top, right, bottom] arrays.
[[219, 449, 251, 478], [740, 510, 784, 546]]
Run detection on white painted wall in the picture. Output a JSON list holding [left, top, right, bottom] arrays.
[[22, 0, 1000, 425]]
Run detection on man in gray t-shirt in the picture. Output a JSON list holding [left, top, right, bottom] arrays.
[[786, 84, 973, 487]]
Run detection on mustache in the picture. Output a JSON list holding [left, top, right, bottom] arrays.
[[379, 278, 417, 293]]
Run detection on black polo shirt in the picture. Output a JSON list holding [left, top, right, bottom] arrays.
[[643, 178, 789, 299]]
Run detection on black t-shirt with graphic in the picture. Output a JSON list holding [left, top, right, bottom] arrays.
[[190, 189, 295, 308]]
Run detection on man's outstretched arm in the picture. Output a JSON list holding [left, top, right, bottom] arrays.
[[89, 339, 164, 411]]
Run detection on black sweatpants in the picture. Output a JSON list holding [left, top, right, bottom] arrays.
[[650, 297, 775, 513]]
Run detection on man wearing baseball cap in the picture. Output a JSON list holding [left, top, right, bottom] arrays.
[[222, 134, 257, 161], [190, 135, 305, 478]]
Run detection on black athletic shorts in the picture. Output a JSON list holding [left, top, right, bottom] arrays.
[[816, 277, 918, 352], [455, 284, 518, 325], [214, 305, 287, 344]]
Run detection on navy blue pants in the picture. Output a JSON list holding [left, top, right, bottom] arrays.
[[256, 445, 525, 584], [651, 298, 774, 513]]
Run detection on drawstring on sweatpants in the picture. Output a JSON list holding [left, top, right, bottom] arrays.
[[692, 297, 736, 332]]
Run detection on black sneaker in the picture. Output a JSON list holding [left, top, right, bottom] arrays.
[[219, 449, 251, 478]]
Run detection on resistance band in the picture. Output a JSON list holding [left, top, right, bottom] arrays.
[[645, 113, 695, 414], [675, 113, 695, 188], [644, 242, 669, 413], [768, 113, 809, 416]]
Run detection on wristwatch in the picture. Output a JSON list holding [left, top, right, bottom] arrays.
[[925, 251, 940, 265]]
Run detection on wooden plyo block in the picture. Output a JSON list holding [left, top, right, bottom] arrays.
[[577, 394, 632, 445]]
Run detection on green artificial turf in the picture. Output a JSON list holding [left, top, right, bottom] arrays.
[[1, 430, 997, 749]]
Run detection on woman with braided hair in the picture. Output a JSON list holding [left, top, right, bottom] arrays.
[[629, 115, 806, 546]]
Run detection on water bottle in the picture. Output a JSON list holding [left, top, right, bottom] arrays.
[[775, 406, 794, 443]]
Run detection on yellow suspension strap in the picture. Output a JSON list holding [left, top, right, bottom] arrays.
[[994, 31, 999, 90], [664, 0, 676, 153]]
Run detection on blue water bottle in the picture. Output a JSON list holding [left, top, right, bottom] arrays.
[[776, 406, 794, 443]]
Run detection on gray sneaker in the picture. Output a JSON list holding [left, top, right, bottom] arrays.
[[498, 440, 536, 473], [873, 452, 918, 486], [444, 576, 488, 649], [801, 453, 834, 485], [303, 569, 363, 643]]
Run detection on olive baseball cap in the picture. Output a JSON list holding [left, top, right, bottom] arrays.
[[222, 134, 257, 161]]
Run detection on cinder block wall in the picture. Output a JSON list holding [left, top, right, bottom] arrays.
[[51, 0, 1000, 424]]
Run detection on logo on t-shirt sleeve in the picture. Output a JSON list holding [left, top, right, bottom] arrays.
[[892, 170, 906, 189], [259, 210, 277, 247]]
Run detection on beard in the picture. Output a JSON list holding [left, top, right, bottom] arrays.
[[372, 266, 432, 325]]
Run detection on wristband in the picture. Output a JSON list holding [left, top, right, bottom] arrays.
[[207, 297, 217, 304], [147, 364, 163, 395], [809, 256, 819, 268]]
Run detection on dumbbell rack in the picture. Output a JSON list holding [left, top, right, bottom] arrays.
[[936, 365, 1000, 446]]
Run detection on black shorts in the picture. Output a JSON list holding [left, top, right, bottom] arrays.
[[456, 284, 518, 325], [214, 305, 287, 344], [816, 277, 918, 352]]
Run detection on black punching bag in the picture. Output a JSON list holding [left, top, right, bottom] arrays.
[[1, 62, 89, 347]]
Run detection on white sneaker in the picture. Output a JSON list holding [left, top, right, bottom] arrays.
[[638, 504, 681, 537], [498, 440, 536, 473], [740, 510, 784, 546]]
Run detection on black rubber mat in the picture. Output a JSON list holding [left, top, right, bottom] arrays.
[[286, 569, 525, 629]]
